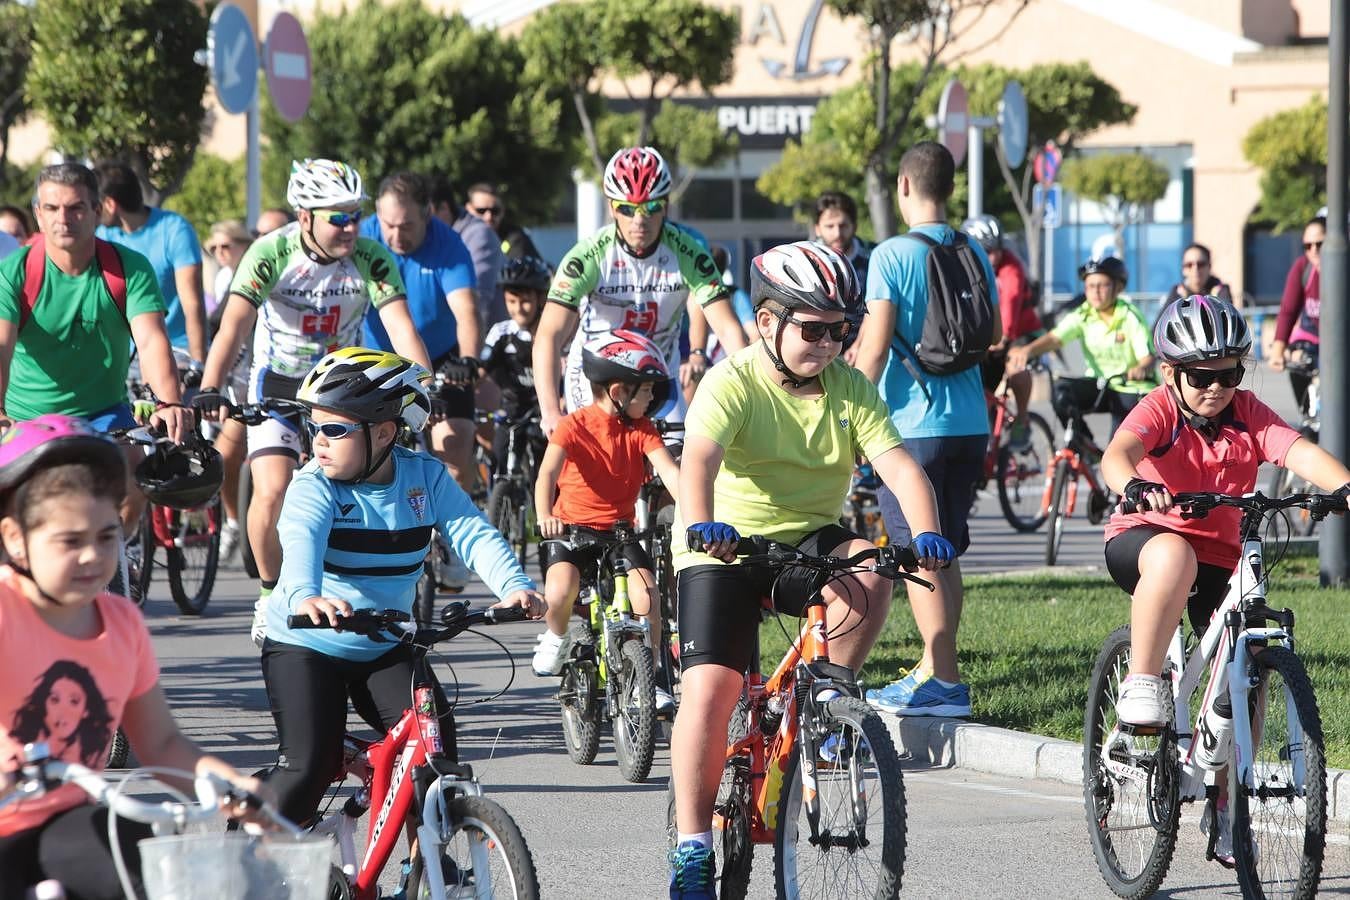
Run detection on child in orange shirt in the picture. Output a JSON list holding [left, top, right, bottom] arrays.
[[531, 330, 681, 710]]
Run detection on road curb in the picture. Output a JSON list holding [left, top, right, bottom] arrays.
[[881, 714, 1350, 822]]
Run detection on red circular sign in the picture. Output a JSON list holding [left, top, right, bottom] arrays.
[[937, 80, 969, 167], [266, 12, 311, 123]]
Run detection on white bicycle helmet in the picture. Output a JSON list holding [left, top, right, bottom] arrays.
[[751, 241, 861, 320], [298, 347, 432, 433], [1153, 295, 1252, 365], [602, 147, 673, 203], [286, 159, 366, 210], [961, 215, 1002, 252]]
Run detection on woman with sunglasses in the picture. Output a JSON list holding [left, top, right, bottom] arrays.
[[1270, 215, 1326, 416]]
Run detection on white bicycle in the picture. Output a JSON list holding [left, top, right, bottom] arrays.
[[1084, 490, 1343, 900]]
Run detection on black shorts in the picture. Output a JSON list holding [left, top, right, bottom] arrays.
[[1105, 525, 1232, 635], [432, 351, 476, 421], [876, 434, 984, 555], [541, 535, 654, 576], [677, 523, 858, 674]]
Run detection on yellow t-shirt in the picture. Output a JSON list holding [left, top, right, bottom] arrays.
[[673, 345, 903, 571]]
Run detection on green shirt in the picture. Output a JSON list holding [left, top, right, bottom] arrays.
[[673, 345, 903, 571], [1051, 298, 1156, 394], [0, 244, 166, 419]]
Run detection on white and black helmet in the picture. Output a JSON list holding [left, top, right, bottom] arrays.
[[298, 347, 432, 433], [286, 158, 366, 211], [961, 215, 1002, 251], [751, 241, 862, 320], [1153, 295, 1253, 365]]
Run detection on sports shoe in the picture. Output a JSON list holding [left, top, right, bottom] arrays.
[[1200, 800, 1238, 869], [655, 687, 676, 714], [531, 629, 572, 676], [219, 520, 240, 563], [250, 590, 271, 648], [865, 669, 971, 717], [1006, 420, 1032, 453], [668, 841, 716, 900], [1116, 674, 1167, 728]]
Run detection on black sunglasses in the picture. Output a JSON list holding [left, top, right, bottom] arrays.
[[1179, 364, 1244, 389], [306, 420, 363, 440], [773, 309, 852, 343]]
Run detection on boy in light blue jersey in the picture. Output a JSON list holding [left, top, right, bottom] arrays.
[[260, 346, 543, 825]]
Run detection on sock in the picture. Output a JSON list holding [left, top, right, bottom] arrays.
[[676, 831, 712, 849], [934, 678, 958, 689], [225, 517, 239, 529]]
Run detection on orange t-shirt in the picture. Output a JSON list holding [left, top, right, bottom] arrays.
[[0, 569, 160, 836], [550, 404, 663, 528]]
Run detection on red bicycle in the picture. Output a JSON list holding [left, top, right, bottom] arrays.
[[980, 369, 1055, 532], [1041, 374, 1122, 565]]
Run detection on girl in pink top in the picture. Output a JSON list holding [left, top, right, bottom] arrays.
[[0, 416, 264, 899]]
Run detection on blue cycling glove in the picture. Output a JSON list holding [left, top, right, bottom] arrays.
[[686, 521, 740, 551], [911, 531, 955, 565]]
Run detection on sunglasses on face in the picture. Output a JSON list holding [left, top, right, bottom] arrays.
[[305, 420, 363, 440], [1179, 364, 1244, 389], [471, 205, 502, 216], [611, 199, 667, 218], [1305, 241, 1324, 251], [773, 309, 852, 343], [315, 209, 363, 228]]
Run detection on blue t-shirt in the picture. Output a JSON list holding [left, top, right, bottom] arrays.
[[360, 216, 476, 361], [97, 207, 201, 349], [865, 223, 998, 439], [268, 445, 535, 661]]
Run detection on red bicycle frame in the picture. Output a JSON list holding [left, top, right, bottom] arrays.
[[1039, 446, 1107, 518], [147, 499, 220, 551]]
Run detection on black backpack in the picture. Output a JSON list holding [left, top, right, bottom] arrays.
[[893, 231, 995, 377]]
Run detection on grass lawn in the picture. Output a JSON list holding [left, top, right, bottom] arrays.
[[758, 555, 1350, 769]]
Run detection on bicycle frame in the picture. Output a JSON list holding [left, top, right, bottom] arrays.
[[583, 552, 647, 690], [146, 497, 220, 551], [1040, 416, 1107, 517]]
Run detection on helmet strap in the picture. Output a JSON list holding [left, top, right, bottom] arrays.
[[612, 222, 661, 259], [300, 214, 340, 266], [1168, 371, 1219, 438], [761, 311, 815, 389], [343, 423, 397, 485]]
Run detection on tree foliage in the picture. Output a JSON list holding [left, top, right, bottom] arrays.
[[1060, 151, 1169, 251], [263, 0, 576, 223], [1243, 96, 1327, 232], [27, 0, 209, 202], [0, 0, 33, 181], [162, 154, 251, 242]]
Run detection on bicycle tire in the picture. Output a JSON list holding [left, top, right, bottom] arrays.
[[415, 560, 438, 627], [167, 495, 222, 616], [133, 509, 153, 605], [559, 626, 601, 765], [997, 411, 1055, 533], [406, 793, 540, 900], [773, 696, 905, 899], [1231, 646, 1326, 900], [237, 462, 258, 580], [105, 728, 135, 769], [612, 638, 657, 783], [1083, 625, 1180, 898], [326, 866, 353, 900], [1044, 458, 1070, 566], [487, 481, 528, 570]]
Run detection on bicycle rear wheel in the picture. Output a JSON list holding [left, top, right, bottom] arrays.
[[237, 462, 258, 580], [1044, 458, 1070, 566], [612, 638, 657, 783], [167, 495, 223, 616], [1083, 625, 1180, 898], [773, 696, 905, 899], [1231, 646, 1326, 900], [408, 793, 540, 900], [997, 411, 1055, 533]]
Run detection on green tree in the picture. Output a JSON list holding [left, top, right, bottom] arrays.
[[520, 0, 738, 179], [162, 154, 247, 242], [590, 101, 740, 210], [264, 0, 576, 223], [1060, 152, 1169, 253], [1243, 95, 1327, 232], [0, 0, 33, 185], [27, 0, 209, 201]]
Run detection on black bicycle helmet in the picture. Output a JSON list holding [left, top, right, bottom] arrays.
[[1078, 256, 1128, 289], [750, 240, 862, 321], [499, 255, 552, 292], [135, 436, 223, 510]]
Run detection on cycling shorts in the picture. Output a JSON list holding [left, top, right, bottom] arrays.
[[431, 350, 476, 422], [1105, 525, 1233, 636], [541, 534, 654, 576], [677, 523, 857, 674], [246, 367, 304, 461]]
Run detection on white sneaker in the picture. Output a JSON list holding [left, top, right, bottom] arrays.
[[1116, 674, 1167, 727], [219, 521, 240, 562], [655, 687, 676, 714], [251, 593, 270, 648], [443, 550, 470, 593], [1200, 802, 1238, 869], [531, 630, 572, 676]]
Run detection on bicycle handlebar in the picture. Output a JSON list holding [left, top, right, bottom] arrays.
[[682, 533, 935, 591], [1121, 490, 1347, 520], [285, 602, 528, 642], [216, 397, 308, 427], [535, 522, 658, 546]]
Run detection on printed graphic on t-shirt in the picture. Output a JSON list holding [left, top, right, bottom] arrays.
[[8, 660, 112, 768]]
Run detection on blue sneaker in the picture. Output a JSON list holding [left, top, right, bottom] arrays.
[[866, 669, 971, 717], [668, 841, 716, 899]]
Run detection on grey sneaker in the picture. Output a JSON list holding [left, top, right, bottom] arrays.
[[251, 592, 270, 647], [219, 521, 240, 563]]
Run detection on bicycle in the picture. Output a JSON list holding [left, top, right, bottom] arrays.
[[981, 365, 1056, 533], [551, 522, 661, 783], [1083, 490, 1343, 900], [842, 461, 888, 547], [484, 410, 544, 575], [286, 601, 541, 900], [223, 397, 312, 581], [666, 536, 931, 899], [1042, 373, 1124, 565], [1266, 343, 1320, 537], [637, 418, 683, 715]]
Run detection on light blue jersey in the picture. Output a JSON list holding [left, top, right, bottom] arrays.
[[865, 223, 998, 439], [97, 207, 201, 350], [268, 445, 534, 661]]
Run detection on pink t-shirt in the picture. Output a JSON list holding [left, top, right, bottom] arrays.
[[0, 570, 159, 836], [1104, 387, 1302, 569]]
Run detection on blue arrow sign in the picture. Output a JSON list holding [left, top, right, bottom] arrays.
[[210, 3, 258, 115]]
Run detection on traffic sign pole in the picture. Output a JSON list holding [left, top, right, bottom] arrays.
[[247, 94, 261, 231]]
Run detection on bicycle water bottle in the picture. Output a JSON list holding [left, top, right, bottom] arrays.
[[415, 685, 444, 756], [1194, 691, 1233, 771]]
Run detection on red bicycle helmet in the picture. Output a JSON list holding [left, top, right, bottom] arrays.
[[602, 147, 673, 203]]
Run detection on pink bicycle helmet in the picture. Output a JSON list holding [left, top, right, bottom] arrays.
[[0, 415, 125, 494]]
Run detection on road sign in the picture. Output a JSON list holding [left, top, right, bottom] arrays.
[[997, 81, 1028, 168], [208, 3, 257, 115], [937, 79, 969, 166], [266, 12, 311, 123], [1033, 184, 1063, 228], [1033, 141, 1062, 187]]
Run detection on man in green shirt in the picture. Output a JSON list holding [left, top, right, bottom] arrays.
[[0, 162, 191, 534]]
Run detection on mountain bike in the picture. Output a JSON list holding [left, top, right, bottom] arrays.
[[552, 522, 660, 783], [485, 410, 543, 575], [666, 537, 930, 899], [1084, 490, 1343, 900], [286, 602, 540, 900], [637, 419, 683, 717], [981, 365, 1055, 532], [842, 461, 889, 546], [1042, 374, 1123, 565], [1266, 343, 1320, 537]]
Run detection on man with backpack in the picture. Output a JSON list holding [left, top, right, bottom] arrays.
[[853, 141, 1000, 718]]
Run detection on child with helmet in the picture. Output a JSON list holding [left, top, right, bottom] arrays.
[[482, 255, 550, 474], [1100, 295, 1350, 864], [530, 329, 682, 711], [0, 416, 265, 896], [259, 347, 543, 827]]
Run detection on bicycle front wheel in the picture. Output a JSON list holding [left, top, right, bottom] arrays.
[[997, 411, 1055, 533], [559, 626, 601, 766], [487, 481, 529, 570], [1231, 646, 1326, 900], [773, 696, 905, 899], [408, 793, 540, 900], [612, 638, 657, 783], [1044, 458, 1070, 566], [1083, 625, 1180, 898], [167, 495, 223, 616]]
